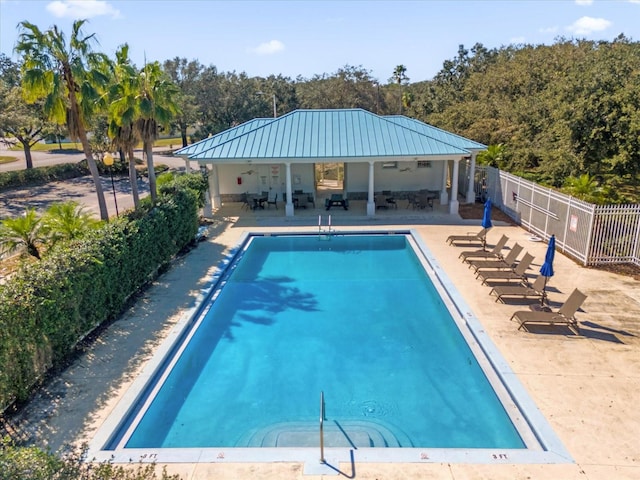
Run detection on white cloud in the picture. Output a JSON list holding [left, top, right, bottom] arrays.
[[46, 1, 120, 19], [575, 0, 593, 5], [566, 16, 612, 35], [539, 26, 559, 34], [250, 40, 285, 55]]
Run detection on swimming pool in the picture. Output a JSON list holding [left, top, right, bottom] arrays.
[[89, 230, 572, 466]]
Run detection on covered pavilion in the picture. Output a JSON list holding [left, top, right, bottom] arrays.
[[175, 109, 486, 217]]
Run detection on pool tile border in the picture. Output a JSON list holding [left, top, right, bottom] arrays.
[[87, 229, 573, 468]]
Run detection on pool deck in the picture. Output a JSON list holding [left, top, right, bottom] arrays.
[[6, 199, 640, 480]]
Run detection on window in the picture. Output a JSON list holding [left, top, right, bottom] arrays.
[[417, 161, 432, 168], [382, 161, 398, 169]]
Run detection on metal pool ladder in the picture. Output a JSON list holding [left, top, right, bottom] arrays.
[[319, 391, 326, 463]]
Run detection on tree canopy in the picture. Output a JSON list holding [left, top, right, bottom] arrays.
[[407, 36, 640, 197], [4, 22, 640, 203]]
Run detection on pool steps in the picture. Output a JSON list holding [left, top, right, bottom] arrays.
[[241, 420, 411, 448]]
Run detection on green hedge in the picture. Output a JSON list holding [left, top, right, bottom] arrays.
[[0, 439, 182, 479], [0, 162, 91, 191], [0, 159, 147, 192], [0, 173, 205, 410]]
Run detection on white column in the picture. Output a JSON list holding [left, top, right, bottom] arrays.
[[366, 161, 375, 216], [449, 158, 460, 215], [210, 164, 221, 209], [465, 153, 477, 204], [184, 158, 191, 173], [285, 162, 294, 216], [440, 160, 449, 205], [200, 162, 212, 218]]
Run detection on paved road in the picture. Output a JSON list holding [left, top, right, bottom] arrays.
[[0, 145, 197, 219], [0, 143, 190, 172]]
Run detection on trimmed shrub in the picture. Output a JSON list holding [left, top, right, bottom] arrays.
[[0, 173, 206, 410], [0, 439, 182, 480], [0, 163, 90, 191]]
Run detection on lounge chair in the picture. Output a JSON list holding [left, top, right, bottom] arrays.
[[489, 274, 546, 303], [446, 227, 491, 246], [459, 235, 509, 262], [467, 243, 523, 272], [476, 252, 534, 285], [510, 288, 588, 334]]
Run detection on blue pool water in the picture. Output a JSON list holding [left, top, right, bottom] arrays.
[[119, 234, 525, 449]]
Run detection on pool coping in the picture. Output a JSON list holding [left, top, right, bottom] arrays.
[[87, 229, 573, 469]]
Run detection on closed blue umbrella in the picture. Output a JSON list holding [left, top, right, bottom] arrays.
[[481, 198, 492, 250], [539, 234, 556, 305]]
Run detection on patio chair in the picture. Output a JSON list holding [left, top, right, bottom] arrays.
[[306, 194, 316, 208], [476, 252, 534, 285], [510, 288, 588, 334], [446, 227, 491, 246], [240, 192, 252, 211], [459, 235, 509, 262], [266, 193, 278, 209], [293, 193, 306, 208], [382, 190, 397, 209], [489, 274, 546, 303], [406, 193, 417, 209], [467, 243, 523, 272], [415, 193, 434, 210], [375, 195, 388, 209]]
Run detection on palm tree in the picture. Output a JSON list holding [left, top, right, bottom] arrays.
[[391, 65, 409, 114], [41, 201, 100, 246], [0, 208, 46, 259], [477, 144, 506, 169], [134, 61, 180, 202], [108, 44, 141, 208], [563, 173, 610, 204], [15, 20, 112, 221]]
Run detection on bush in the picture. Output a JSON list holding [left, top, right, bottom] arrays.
[[0, 439, 182, 480], [0, 173, 206, 410], [0, 163, 90, 191]]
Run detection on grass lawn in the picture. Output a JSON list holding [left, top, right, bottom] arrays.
[[152, 137, 181, 148], [8, 137, 181, 152], [10, 142, 82, 152], [0, 156, 18, 164]]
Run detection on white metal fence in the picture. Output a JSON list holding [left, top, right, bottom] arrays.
[[474, 166, 640, 267]]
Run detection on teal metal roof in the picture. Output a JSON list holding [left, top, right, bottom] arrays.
[[186, 109, 472, 161], [173, 118, 274, 157], [385, 115, 487, 150]]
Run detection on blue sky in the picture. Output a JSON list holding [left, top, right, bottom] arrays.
[[1, 0, 639, 83]]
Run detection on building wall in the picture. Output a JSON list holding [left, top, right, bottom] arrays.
[[346, 161, 446, 197], [216, 160, 447, 201]]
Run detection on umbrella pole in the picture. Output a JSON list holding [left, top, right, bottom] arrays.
[[541, 277, 548, 305]]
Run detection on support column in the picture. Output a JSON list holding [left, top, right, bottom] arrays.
[[184, 158, 191, 174], [440, 160, 449, 205], [210, 164, 221, 209], [200, 162, 213, 218], [285, 162, 294, 216], [449, 158, 460, 215], [366, 161, 375, 216], [465, 153, 477, 204]]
